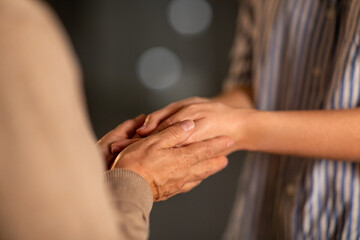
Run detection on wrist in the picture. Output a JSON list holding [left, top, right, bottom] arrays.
[[119, 165, 159, 201], [105, 169, 154, 213], [242, 110, 280, 152], [114, 155, 159, 201], [232, 108, 264, 151]]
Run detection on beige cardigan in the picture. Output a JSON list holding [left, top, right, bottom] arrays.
[[0, 0, 152, 239]]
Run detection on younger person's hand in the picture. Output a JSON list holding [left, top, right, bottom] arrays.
[[136, 98, 254, 152], [136, 96, 209, 136]]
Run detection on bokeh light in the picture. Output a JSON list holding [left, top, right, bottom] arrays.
[[137, 47, 182, 90], [167, 0, 213, 35]]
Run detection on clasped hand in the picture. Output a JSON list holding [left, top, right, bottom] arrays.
[[97, 108, 234, 202], [136, 97, 252, 151]]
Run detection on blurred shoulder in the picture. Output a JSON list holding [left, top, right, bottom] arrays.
[[0, 0, 62, 31], [0, 0, 80, 85], [0, 0, 75, 58]]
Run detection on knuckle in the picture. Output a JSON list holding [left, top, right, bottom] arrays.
[[174, 180, 184, 190], [141, 136, 160, 150], [147, 138, 160, 150], [203, 146, 215, 159], [189, 150, 202, 162], [210, 138, 226, 151], [173, 149, 190, 167], [181, 186, 191, 194], [184, 104, 198, 113], [187, 150, 202, 160], [166, 125, 182, 139], [163, 118, 174, 127], [187, 104, 197, 110], [201, 171, 212, 179], [192, 170, 202, 180]]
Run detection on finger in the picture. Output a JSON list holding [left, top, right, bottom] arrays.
[[114, 114, 147, 138], [153, 113, 182, 134], [153, 104, 207, 135], [179, 118, 213, 145], [132, 132, 142, 139], [136, 104, 182, 136], [137, 98, 207, 136], [187, 156, 228, 182], [180, 180, 202, 194], [181, 136, 234, 165], [110, 138, 140, 153], [150, 120, 195, 148], [99, 114, 146, 146]]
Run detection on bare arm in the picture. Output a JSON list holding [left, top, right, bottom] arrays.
[[241, 109, 360, 160], [137, 89, 360, 161]]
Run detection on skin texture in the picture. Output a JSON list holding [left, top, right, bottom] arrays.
[[97, 117, 234, 201], [132, 87, 360, 161]]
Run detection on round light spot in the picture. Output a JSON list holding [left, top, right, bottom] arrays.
[[137, 47, 182, 90], [167, 0, 213, 35]]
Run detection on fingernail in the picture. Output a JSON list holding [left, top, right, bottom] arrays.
[[137, 116, 149, 131], [180, 120, 194, 132], [227, 141, 234, 148], [144, 115, 151, 125], [111, 146, 120, 153]]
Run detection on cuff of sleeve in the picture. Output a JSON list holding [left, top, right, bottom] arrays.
[[105, 169, 153, 217]]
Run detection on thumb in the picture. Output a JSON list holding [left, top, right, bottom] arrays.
[[152, 120, 195, 148]]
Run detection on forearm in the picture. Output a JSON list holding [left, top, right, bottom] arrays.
[[240, 109, 360, 160], [213, 86, 254, 109]]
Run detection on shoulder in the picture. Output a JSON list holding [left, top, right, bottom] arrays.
[[0, 0, 80, 85], [0, 0, 62, 34]]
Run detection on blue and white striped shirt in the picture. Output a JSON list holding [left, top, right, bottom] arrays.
[[223, 0, 360, 239]]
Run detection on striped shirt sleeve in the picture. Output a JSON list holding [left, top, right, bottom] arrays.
[[223, 0, 257, 90]]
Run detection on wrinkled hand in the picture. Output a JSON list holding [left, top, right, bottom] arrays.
[[113, 120, 234, 201], [97, 114, 146, 169], [136, 97, 251, 149]]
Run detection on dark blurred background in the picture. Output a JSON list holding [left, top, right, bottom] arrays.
[[46, 0, 244, 239]]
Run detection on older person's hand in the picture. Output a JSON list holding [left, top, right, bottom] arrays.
[[113, 120, 233, 201], [98, 117, 233, 201]]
